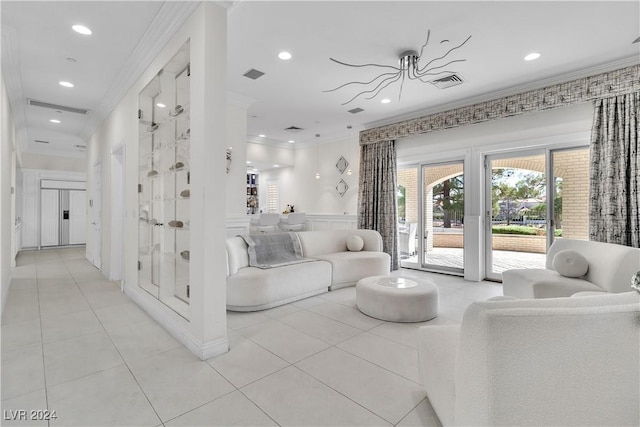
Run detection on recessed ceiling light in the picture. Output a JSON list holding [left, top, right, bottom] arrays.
[[156, 103, 166, 108], [50, 119, 61, 124], [288, 140, 295, 143], [259, 134, 266, 138], [278, 51, 292, 60], [59, 81, 74, 88], [246, 161, 251, 164], [273, 164, 280, 168], [381, 98, 391, 104], [72, 24, 92, 35], [524, 52, 541, 61]]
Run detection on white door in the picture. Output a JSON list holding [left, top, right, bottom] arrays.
[[40, 189, 59, 247], [69, 190, 87, 245], [91, 163, 102, 269]]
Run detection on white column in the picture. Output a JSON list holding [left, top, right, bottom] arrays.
[[188, 1, 228, 358]]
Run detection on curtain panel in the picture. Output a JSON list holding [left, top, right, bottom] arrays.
[[589, 91, 640, 247], [357, 140, 399, 270]]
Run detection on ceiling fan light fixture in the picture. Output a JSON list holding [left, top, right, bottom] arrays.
[[324, 29, 471, 104], [72, 24, 92, 35]]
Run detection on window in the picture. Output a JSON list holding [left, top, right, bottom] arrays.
[[267, 180, 279, 213]]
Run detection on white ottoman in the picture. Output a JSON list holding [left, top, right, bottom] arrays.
[[356, 275, 438, 322]]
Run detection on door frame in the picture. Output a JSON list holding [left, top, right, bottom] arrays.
[[90, 161, 102, 270], [110, 144, 126, 284]]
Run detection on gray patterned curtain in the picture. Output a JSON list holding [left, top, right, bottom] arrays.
[[357, 140, 399, 270], [589, 91, 640, 247]]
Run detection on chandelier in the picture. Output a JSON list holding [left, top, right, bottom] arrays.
[[324, 30, 471, 105]]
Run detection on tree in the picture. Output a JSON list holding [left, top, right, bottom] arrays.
[[432, 175, 464, 228]]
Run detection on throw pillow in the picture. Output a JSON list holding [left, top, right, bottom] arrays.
[[347, 235, 364, 252], [553, 250, 589, 277]]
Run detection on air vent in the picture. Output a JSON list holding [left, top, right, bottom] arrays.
[[34, 139, 50, 144], [74, 144, 86, 150], [348, 107, 364, 114], [243, 69, 265, 80], [284, 126, 304, 133], [28, 99, 90, 115], [429, 74, 464, 89]]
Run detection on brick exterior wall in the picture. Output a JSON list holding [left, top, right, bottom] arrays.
[[433, 233, 546, 253]]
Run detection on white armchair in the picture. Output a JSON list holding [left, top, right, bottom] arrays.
[[399, 222, 417, 257], [418, 291, 640, 426], [256, 213, 281, 233], [503, 239, 640, 298], [280, 212, 306, 231]]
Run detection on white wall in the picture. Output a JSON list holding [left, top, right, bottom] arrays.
[[21, 152, 86, 173], [247, 142, 294, 168], [226, 102, 249, 217], [291, 136, 360, 215], [0, 72, 16, 314]]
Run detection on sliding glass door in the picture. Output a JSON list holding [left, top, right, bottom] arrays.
[[398, 161, 465, 275], [485, 146, 589, 281]]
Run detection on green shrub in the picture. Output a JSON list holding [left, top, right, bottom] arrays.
[[492, 225, 564, 237], [492, 225, 538, 235]]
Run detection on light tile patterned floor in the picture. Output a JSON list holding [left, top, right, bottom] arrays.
[[1, 247, 504, 426]]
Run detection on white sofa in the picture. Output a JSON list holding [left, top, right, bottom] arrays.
[[225, 229, 391, 311], [418, 291, 640, 426], [503, 238, 640, 298]]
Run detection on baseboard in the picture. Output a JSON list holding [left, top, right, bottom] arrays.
[[124, 285, 229, 361]]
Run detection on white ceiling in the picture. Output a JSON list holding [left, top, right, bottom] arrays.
[[2, 1, 639, 160]]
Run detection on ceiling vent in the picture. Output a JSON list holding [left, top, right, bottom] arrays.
[[429, 74, 464, 89], [74, 144, 86, 151], [243, 69, 265, 80], [284, 126, 304, 133], [28, 99, 90, 115], [348, 107, 364, 114], [34, 139, 50, 144]]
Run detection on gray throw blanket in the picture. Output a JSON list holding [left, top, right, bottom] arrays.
[[240, 232, 311, 269]]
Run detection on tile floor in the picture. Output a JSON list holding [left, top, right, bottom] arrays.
[[1, 247, 504, 427]]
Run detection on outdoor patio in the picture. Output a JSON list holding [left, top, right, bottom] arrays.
[[400, 247, 546, 274]]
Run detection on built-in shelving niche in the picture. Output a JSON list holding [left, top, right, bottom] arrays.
[[138, 40, 191, 320]]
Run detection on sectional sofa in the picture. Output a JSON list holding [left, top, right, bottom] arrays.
[[225, 229, 391, 311]]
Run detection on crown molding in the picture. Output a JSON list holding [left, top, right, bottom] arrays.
[[364, 55, 640, 131], [78, 1, 200, 141]]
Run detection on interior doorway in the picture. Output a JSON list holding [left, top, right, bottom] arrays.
[[90, 162, 102, 270], [110, 145, 126, 283]]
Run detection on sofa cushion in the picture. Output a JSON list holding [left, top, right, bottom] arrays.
[[297, 230, 383, 257], [227, 260, 331, 311], [552, 250, 589, 277], [313, 251, 390, 290], [346, 235, 364, 252], [502, 268, 603, 299]]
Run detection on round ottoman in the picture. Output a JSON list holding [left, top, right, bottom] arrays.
[[356, 275, 438, 322]]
